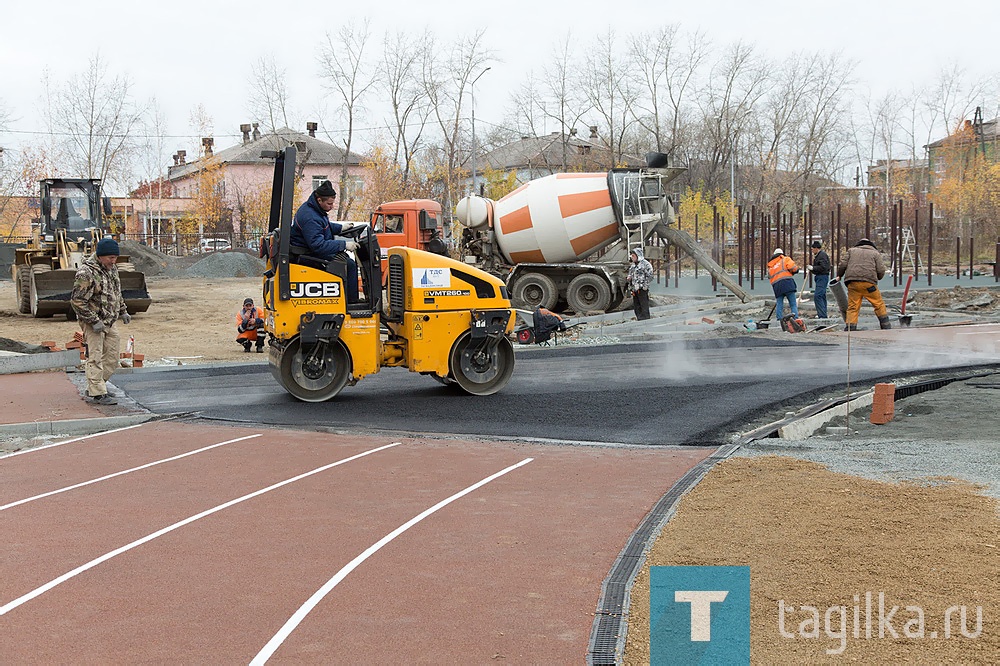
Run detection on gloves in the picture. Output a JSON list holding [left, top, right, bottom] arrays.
[[344, 240, 359, 252], [92, 321, 105, 333], [803, 265, 811, 273], [121, 313, 132, 324]]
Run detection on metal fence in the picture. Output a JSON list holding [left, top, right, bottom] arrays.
[[119, 233, 265, 258]]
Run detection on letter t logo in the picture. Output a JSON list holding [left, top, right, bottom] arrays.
[[675, 590, 729, 641]]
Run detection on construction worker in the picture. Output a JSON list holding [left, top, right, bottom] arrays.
[[767, 248, 800, 322], [71, 236, 130, 405], [290, 180, 361, 302], [236, 297, 266, 352], [627, 248, 654, 320], [805, 240, 831, 318], [838, 238, 890, 330]]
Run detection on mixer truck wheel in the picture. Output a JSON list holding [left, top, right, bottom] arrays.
[[273, 337, 351, 402], [566, 273, 612, 313], [15, 265, 31, 314], [449, 331, 515, 396], [510, 273, 557, 310]]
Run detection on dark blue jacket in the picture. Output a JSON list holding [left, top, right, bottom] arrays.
[[290, 192, 348, 259]]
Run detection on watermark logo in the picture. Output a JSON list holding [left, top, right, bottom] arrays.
[[778, 592, 984, 655], [651, 566, 750, 665]]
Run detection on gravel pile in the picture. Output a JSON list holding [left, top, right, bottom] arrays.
[[120, 240, 182, 277], [119, 241, 264, 279], [185, 251, 265, 278]]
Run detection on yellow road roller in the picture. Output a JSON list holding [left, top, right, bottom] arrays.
[[259, 146, 516, 401]]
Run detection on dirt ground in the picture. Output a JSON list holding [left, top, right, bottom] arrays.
[[0, 276, 263, 364], [625, 456, 998, 664]]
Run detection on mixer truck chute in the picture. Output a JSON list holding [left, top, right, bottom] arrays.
[[11, 179, 151, 318], [455, 158, 750, 313]]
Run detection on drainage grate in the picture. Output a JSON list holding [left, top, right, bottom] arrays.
[[585, 442, 740, 665]]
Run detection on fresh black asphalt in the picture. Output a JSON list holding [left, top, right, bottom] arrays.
[[112, 337, 983, 446]]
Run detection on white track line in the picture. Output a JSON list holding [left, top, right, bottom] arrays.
[[0, 434, 263, 512], [250, 457, 534, 665], [0, 422, 150, 460], [0, 442, 401, 617]]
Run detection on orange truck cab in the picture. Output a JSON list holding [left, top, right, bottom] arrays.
[[371, 200, 448, 281]]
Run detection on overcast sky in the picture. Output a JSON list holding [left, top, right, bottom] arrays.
[[1, 0, 996, 169]]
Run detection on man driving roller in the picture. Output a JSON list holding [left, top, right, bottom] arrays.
[[289, 180, 360, 302]]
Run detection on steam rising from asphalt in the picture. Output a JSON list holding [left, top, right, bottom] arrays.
[[653, 333, 999, 384]]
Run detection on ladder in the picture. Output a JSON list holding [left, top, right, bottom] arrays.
[[896, 226, 922, 274]]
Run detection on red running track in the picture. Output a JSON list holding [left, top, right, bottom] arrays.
[[0, 420, 712, 663]]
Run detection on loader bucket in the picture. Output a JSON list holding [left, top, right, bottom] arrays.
[[29, 267, 151, 317], [119, 270, 152, 314], [29, 268, 77, 318]]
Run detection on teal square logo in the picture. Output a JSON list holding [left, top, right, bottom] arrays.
[[650, 566, 750, 665]]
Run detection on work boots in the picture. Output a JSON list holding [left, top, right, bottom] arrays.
[[240, 339, 252, 353], [878, 316, 892, 330], [843, 323, 858, 331]]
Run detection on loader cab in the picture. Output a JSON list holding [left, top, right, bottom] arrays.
[[39, 179, 112, 243]]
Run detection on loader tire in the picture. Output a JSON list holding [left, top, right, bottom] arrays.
[[510, 272, 557, 310], [566, 273, 612, 313], [15, 265, 31, 314]]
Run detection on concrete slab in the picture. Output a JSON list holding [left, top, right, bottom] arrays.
[[0, 350, 82, 375]]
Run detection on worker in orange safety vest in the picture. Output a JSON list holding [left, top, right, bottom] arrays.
[[236, 297, 266, 352], [767, 248, 800, 321]]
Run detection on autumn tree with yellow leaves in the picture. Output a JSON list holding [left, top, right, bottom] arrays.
[[930, 122, 1000, 251], [183, 156, 231, 236]]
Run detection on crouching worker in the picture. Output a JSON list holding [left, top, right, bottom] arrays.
[[236, 297, 266, 352]]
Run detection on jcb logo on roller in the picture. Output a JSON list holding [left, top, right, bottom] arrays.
[[290, 282, 341, 298]]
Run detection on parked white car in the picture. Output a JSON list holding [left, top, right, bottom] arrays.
[[198, 238, 232, 253]]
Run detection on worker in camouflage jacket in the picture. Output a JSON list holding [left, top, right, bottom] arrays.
[[627, 247, 654, 321], [71, 237, 130, 405]]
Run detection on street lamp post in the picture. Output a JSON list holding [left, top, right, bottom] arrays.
[[470, 66, 491, 196]]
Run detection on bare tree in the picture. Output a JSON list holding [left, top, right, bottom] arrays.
[[629, 26, 708, 160], [45, 53, 145, 193], [925, 63, 987, 139], [421, 29, 495, 227], [248, 54, 294, 133], [379, 33, 430, 187], [583, 29, 640, 166], [693, 41, 769, 193], [538, 34, 592, 169], [318, 18, 377, 220], [138, 97, 169, 240]]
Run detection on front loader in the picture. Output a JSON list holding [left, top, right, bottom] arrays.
[[11, 178, 151, 318], [259, 146, 516, 402]]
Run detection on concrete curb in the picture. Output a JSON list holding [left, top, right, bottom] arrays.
[[0, 414, 154, 438], [0, 350, 82, 375], [777, 391, 874, 440]]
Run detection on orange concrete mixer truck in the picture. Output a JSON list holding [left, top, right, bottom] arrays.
[[452, 156, 750, 313]]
